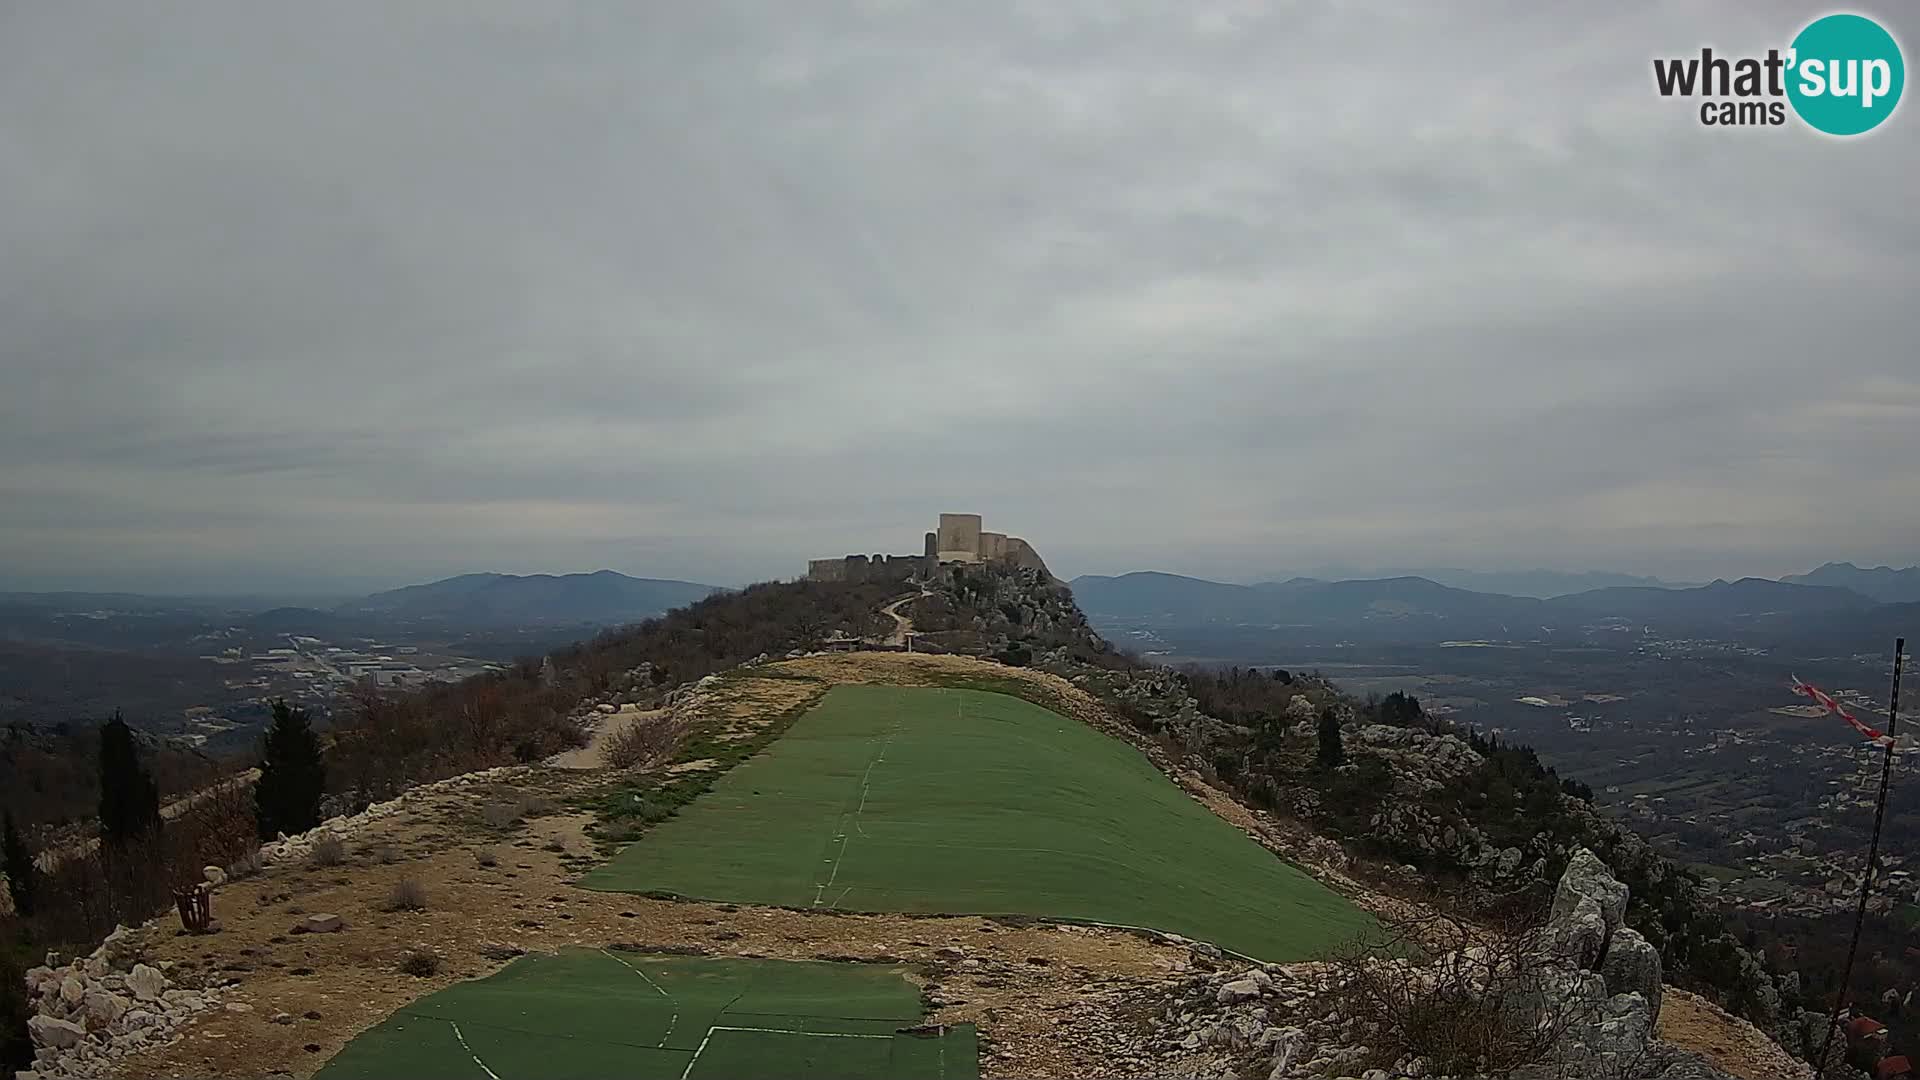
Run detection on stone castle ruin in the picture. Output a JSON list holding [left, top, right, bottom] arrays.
[[806, 513, 1050, 584]]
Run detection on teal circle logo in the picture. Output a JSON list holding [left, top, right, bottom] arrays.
[[1787, 13, 1905, 135]]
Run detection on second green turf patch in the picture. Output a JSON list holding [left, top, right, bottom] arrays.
[[582, 684, 1371, 960], [314, 950, 974, 1080]]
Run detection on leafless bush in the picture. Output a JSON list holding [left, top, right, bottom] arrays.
[[386, 876, 427, 912], [370, 842, 399, 865], [1324, 906, 1589, 1079], [398, 948, 441, 977], [308, 835, 346, 868], [226, 847, 264, 881], [479, 802, 519, 829], [603, 714, 689, 771]]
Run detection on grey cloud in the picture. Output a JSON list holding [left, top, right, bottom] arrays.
[[2, 1, 1916, 593]]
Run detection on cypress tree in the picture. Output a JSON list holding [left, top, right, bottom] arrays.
[[98, 712, 161, 845], [1316, 705, 1345, 769], [2, 809, 34, 917], [255, 700, 326, 839]]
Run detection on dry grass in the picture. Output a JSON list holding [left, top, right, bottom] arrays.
[[226, 847, 265, 881], [309, 835, 346, 868], [385, 876, 427, 912], [397, 948, 441, 977], [602, 714, 688, 770]]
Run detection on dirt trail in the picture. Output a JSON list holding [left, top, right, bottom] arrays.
[[547, 705, 665, 769], [877, 592, 922, 646]]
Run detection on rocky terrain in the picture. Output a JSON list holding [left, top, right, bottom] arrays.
[[7, 578, 1838, 1080], [1134, 851, 1811, 1080]]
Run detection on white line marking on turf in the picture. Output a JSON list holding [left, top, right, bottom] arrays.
[[678, 1024, 898, 1080], [602, 949, 679, 1047], [713, 1025, 895, 1038], [814, 710, 903, 906], [448, 1021, 503, 1080]]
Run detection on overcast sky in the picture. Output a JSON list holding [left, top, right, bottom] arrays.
[[3, 2, 1916, 593]]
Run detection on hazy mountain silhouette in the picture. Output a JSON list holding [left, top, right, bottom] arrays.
[[341, 571, 720, 626]]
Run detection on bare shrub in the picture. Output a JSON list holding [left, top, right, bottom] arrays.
[[603, 715, 688, 771], [474, 847, 498, 868], [226, 847, 265, 881], [370, 842, 399, 865], [516, 795, 556, 819], [1324, 906, 1588, 1078], [398, 948, 441, 977], [308, 835, 346, 868], [479, 802, 520, 829], [386, 876, 427, 912]]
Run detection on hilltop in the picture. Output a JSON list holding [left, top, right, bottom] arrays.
[[5, 565, 1833, 1080]]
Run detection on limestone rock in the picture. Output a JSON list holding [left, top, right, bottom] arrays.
[[28, 1016, 87, 1050], [1216, 978, 1263, 1004], [58, 977, 85, 1007], [1552, 847, 1628, 945], [303, 913, 344, 934], [1601, 926, 1664, 1023], [99, 925, 147, 972], [83, 990, 129, 1027], [127, 963, 166, 1002], [1554, 894, 1609, 969]]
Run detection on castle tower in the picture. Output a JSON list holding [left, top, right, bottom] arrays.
[[936, 513, 983, 563]]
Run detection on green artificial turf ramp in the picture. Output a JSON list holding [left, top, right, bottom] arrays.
[[582, 684, 1372, 960], [314, 950, 975, 1080]]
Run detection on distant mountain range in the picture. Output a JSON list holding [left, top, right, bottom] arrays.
[[1266, 567, 1696, 599], [337, 571, 721, 626], [1783, 562, 1920, 604], [1069, 567, 1911, 646]]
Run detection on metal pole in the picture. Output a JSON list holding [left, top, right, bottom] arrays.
[[1818, 637, 1905, 1076]]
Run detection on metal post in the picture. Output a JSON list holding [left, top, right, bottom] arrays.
[[1818, 637, 1905, 1076]]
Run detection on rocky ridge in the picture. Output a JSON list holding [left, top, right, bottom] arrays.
[[1140, 849, 1765, 1079]]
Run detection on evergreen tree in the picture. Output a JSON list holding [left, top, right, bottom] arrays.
[[98, 712, 161, 845], [1316, 705, 1345, 768], [255, 700, 327, 840], [2, 810, 33, 917], [1, 944, 31, 1078]]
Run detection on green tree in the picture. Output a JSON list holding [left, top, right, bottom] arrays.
[[2, 809, 33, 917], [1, 944, 31, 1078], [255, 700, 327, 840], [98, 712, 161, 846], [1316, 705, 1345, 768]]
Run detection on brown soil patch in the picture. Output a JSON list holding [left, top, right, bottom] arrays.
[[1658, 988, 1813, 1080], [693, 673, 829, 741]]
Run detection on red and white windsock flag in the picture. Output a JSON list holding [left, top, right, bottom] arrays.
[[1791, 677, 1894, 747]]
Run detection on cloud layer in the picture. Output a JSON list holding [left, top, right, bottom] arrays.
[[3, 2, 1916, 591]]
